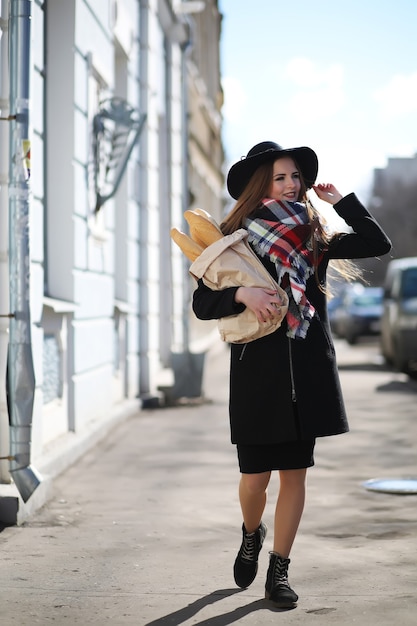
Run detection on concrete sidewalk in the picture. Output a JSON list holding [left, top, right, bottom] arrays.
[[0, 339, 416, 625]]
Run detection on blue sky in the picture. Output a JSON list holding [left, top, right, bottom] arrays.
[[218, 0, 417, 206]]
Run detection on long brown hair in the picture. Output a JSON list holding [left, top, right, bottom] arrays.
[[221, 156, 361, 290]]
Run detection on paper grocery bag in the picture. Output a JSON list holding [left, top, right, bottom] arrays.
[[190, 229, 288, 344]]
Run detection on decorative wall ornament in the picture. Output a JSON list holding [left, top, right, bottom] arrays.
[[91, 97, 146, 213]]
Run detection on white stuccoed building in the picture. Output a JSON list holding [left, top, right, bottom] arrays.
[[0, 0, 224, 523]]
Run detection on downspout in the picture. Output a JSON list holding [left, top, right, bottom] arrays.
[[180, 35, 191, 352], [6, 0, 41, 502], [0, 0, 11, 483]]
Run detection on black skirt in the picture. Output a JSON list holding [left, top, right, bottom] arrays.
[[236, 439, 315, 473]]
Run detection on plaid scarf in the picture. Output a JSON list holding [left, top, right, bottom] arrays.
[[245, 198, 319, 339]]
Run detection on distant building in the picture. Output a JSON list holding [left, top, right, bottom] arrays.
[[372, 154, 417, 198], [363, 153, 417, 284], [187, 2, 224, 222]]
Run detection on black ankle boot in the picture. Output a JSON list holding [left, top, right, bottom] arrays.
[[265, 551, 298, 608], [233, 521, 267, 589]]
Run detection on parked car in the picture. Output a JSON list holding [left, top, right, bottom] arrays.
[[333, 285, 383, 344], [328, 281, 360, 337], [380, 257, 417, 376]]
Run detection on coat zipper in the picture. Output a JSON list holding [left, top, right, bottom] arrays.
[[288, 336, 297, 402], [239, 343, 248, 360], [288, 335, 303, 440]]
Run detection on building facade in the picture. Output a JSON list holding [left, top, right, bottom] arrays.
[[0, 0, 224, 521], [365, 153, 417, 282]]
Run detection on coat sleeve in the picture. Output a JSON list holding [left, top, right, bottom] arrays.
[[327, 193, 392, 259], [192, 279, 246, 320]]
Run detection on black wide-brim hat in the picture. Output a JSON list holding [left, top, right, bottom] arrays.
[[227, 141, 319, 200]]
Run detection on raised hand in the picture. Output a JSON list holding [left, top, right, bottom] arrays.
[[312, 183, 343, 205]]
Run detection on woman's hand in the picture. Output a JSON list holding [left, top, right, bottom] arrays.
[[312, 183, 343, 205], [235, 287, 285, 323]]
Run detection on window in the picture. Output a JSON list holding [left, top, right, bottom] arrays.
[[42, 333, 62, 404], [402, 268, 417, 299]]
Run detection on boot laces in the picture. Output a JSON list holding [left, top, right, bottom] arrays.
[[241, 532, 257, 561], [273, 557, 290, 588]]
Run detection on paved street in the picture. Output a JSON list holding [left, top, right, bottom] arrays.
[[0, 338, 416, 625]]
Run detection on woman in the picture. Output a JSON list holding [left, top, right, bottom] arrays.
[[192, 141, 391, 608]]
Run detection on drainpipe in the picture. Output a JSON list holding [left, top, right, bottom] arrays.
[[6, 0, 41, 502], [0, 0, 11, 483], [180, 36, 191, 352]]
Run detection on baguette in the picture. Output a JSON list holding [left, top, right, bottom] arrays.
[[184, 211, 223, 247], [192, 208, 223, 231], [170, 227, 204, 262], [182, 211, 207, 248]]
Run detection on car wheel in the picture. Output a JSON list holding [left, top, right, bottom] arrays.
[[346, 333, 357, 345]]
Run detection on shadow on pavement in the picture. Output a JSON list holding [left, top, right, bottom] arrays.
[[336, 360, 417, 393], [337, 362, 387, 372], [376, 379, 417, 393], [144, 589, 292, 625]]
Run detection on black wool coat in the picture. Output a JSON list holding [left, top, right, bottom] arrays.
[[192, 194, 392, 445]]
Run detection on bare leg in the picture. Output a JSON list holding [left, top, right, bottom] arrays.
[[239, 471, 271, 532], [273, 468, 307, 557]]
